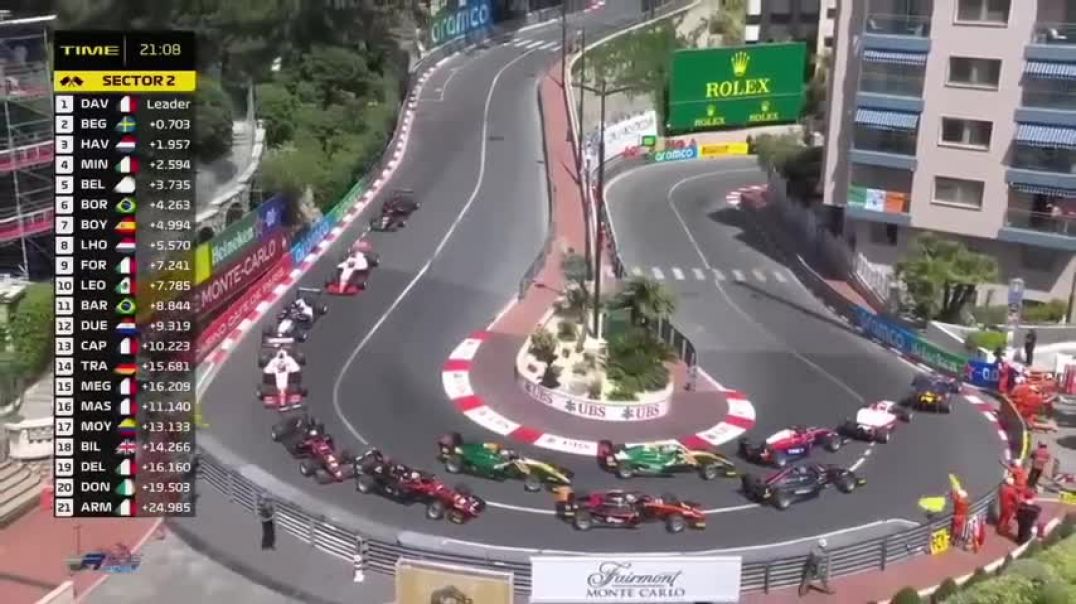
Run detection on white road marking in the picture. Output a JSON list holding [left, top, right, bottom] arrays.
[[692, 267, 706, 280], [712, 268, 725, 281], [671, 267, 685, 280], [431, 68, 459, 101], [651, 267, 665, 280], [331, 48, 542, 446], [773, 270, 788, 283], [538, 41, 559, 50], [525, 40, 545, 49], [512, 39, 529, 47], [732, 269, 745, 282], [753, 269, 767, 282]]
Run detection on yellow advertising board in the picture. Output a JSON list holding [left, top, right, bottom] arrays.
[[699, 142, 750, 158], [396, 558, 512, 604], [929, 527, 951, 555]]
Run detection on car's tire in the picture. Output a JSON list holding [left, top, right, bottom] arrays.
[[295, 352, 307, 365], [439, 432, 463, 450], [877, 429, 891, 444], [773, 452, 787, 468], [426, 500, 445, 520], [298, 332, 308, 343], [317, 305, 328, 316], [356, 475, 376, 494], [665, 513, 686, 534], [523, 474, 543, 492], [299, 387, 309, 397], [447, 510, 465, 524], [299, 460, 317, 477], [340, 449, 354, 462], [941, 403, 952, 414], [773, 492, 792, 510], [700, 463, 720, 481], [572, 510, 593, 531], [615, 462, 634, 479], [836, 474, 857, 493], [444, 454, 464, 474], [824, 434, 843, 452], [257, 353, 270, 367]]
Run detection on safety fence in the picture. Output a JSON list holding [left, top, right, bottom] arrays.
[[197, 446, 994, 596], [517, 79, 558, 299]]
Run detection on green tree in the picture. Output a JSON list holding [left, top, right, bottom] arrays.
[[257, 143, 327, 202], [709, 0, 747, 45], [610, 276, 678, 326], [605, 328, 675, 393], [529, 327, 559, 365], [895, 233, 999, 322], [256, 82, 298, 146], [8, 283, 54, 381], [194, 76, 236, 162]]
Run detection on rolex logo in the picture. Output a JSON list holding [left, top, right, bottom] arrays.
[[732, 51, 750, 77], [761, 100, 770, 112], [707, 104, 717, 117]]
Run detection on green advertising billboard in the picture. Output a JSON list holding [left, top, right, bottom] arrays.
[[667, 42, 807, 132]]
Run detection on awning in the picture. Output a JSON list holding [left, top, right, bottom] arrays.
[[1015, 123, 1076, 150], [1008, 181, 1076, 199], [1024, 61, 1076, 80], [863, 49, 928, 66], [854, 108, 919, 131]]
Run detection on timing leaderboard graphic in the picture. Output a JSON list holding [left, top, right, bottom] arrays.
[[52, 31, 197, 517]]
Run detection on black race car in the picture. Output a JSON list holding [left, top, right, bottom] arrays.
[[741, 463, 866, 510], [908, 374, 960, 413], [262, 289, 327, 345], [369, 189, 419, 232], [271, 414, 329, 456], [355, 449, 485, 523]]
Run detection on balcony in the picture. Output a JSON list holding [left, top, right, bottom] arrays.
[[1027, 22, 1076, 62], [845, 184, 912, 225], [858, 60, 926, 112], [1018, 68, 1076, 127], [998, 208, 1076, 252], [864, 14, 932, 53], [850, 122, 919, 170]]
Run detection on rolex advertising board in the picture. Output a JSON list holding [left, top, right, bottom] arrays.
[[667, 43, 807, 133]]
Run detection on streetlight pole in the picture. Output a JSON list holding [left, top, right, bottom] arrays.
[[577, 29, 586, 170], [592, 79, 607, 337], [560, 0, 568, 85]]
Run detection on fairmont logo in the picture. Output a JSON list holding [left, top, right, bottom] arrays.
[[585, 562, 686, 599]]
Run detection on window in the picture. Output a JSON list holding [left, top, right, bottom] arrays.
[[955, 0, 1011, 24], [940, 118, 993, 149], [933, 176, 984, 209], [869, 223, 899, 246], [948, 57, 1002, 88]]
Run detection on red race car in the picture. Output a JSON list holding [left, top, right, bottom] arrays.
[[838, 400, 912, 443], [256, 348, 307, 411], [553, 488, 706, 533], [738, 426, 844, 467], [355, 449, 485, 523]]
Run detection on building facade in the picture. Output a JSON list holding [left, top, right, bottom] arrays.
[[823, 0, 1076, 309], [746, 0, 836, 55]]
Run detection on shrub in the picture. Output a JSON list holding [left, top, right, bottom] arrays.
[[964, 567, 989, 587], [970, 305, 1007, 326], [964, 330, 1007, 352], [582, 352, 597, 369], [1035, 534, 1076, 583], [942, 574, 1036, 604], [1023, 299, 1067, 324], [607, 384, 638, 401], [930, 578, 958, 602], [9, 283, 53, 381], [605, 328, 674, 393], [1023, 540, 1043, 557], [558, 320, 578, 341], [1038, 580, 1076, 604], [529, 327, 558, 364], [891, 587, 922, 604], [995, 553, 1013, 576], [540, 364, 561, 388], [1043, 529, 1062, 547], [572, 361, 588, 376], [1003, 558, 1057, 585], [587, 378, 602, 399]]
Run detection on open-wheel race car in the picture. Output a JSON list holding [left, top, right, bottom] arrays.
[[554, 488, 706, 533], [838, 400, 912, 443], [256, 348, 307, 411], [909, 374, 960, 413], [741, 463, 866, 510], [326, 242, 378, 295], [269, 415, 356, 483], [597, 439, 737, 480], [262, 288, 327, 345], [738, 426, 844, 467], [437, 432, 572, 492], [369, 189, 420, 232], [355, 449, 485, 523]]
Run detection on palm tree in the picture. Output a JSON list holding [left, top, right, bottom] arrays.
[[610, 276, 677, 326], [560, 251, 589, 292]]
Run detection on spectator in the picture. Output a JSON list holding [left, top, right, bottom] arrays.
[[798, 538, 833, 596], [1029, 442, 1052, 490], [1024, 330, 1038, 367], [1016, 491, 1042, 544], [258, 498, 276, 550], [998, 477, 1019, 538]]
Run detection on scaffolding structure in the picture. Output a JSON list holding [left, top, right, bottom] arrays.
[[0, 13, 55, 278]]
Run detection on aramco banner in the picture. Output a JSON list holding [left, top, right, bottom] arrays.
[[428, 0, 493, 48], [667, 43, 807, 132]]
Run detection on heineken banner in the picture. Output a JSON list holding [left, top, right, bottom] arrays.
[[667, 43, 807, 132]]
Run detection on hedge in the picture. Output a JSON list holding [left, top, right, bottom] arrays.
[[8, 282, 54, 381]]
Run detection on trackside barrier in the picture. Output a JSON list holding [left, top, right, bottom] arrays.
[[517, 79, 557, 299]]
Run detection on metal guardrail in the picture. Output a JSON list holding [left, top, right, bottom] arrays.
[[518, 79, 558, 299]]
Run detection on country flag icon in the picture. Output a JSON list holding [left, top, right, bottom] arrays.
[[115, 135, 137, 153], [119, 95, 138, 113], [114, 176, 136, 194], [118, 397, 138, 417], [118, 418, 139, 437], [115, 197, 137, 214], [116, 319, 138, 336], [114, 276, 134, 295], [116, 257, 135, 275], [115, 217, 136, 234], [115, 237, 136, 254], [114, 362, 137, 376], [116, 439, 138, 456], [118, 377, 137, 396], [116, 479, 135, 496], [115, 498, 135, 517], [116, 459, 136, 477], [114, 156, 139, 174], [115, 116, 136, 133], [115, 297, 136, 315], [118, 337, 138, 356]]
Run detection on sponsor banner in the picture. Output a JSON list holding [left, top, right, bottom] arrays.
[[209, 194, 287, 270], [653, 144, 698, 163], [198, 231, 290, 318], [194, 242, 212, 284], [428, 0, 493, 48], [196, 254, 293, 362], [910, 338, 967, 376], [965, 359, 1000, 390], [699, 142, 750, 158], [291, 213, 338, 265], [668, 43, 807, 132], [396, 558, 512, 604], [852, 306, 968, 376], [517, 374, 670, 422], [585, 111, 659, 165], [530, 556, 741, 603]]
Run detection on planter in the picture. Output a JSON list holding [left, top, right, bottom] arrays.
[[515, 372, 672, 422]]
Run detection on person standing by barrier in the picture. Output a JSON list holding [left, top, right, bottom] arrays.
[[998, 477, 1019, 538], [1025, 330, 1038, 367], [258, 498, 276, 550], [1029, 442, 1052, 490], [798, 538, 833, 596], [1016, 491, 1042, 544]]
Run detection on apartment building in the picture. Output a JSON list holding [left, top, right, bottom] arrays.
[[746, 0, 836, 55], [823, 0, 1076, 308]]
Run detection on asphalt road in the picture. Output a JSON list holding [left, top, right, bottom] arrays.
[[604, 158, 1004, 535]]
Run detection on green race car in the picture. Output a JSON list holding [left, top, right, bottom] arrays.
[[597, 439, 738, 480], [437, 432, 573, 492]]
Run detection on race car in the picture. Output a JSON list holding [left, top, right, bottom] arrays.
[[909, 374, 959, 413], [553, 488, 706, 533], [256, 348, 307, 411], [738, 426, 844, 467], [369, 189, 420, 232], [355, 449, 486, 523], [326, 250, 373, 295], [437, 432, 573, 492], [270, 413, 325, 447], [262, 288, 328, 343], [838, 400, 912, 443], [741, 463, 866, 510], [596, 440, 737, 480], [257, 343, 306, 368]]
